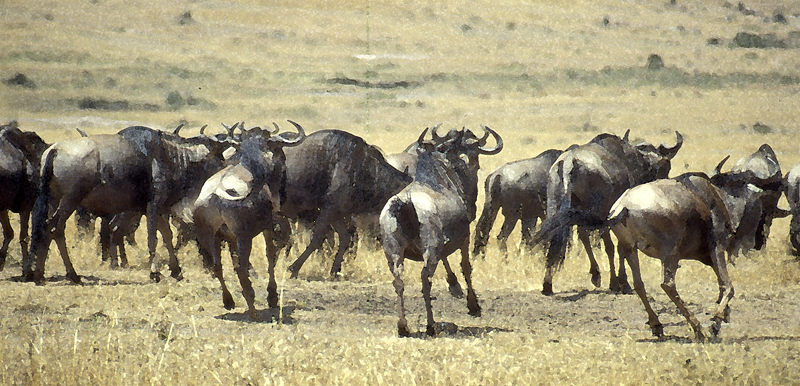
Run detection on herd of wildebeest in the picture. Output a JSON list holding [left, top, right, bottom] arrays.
[[0, 119, 796, 340]]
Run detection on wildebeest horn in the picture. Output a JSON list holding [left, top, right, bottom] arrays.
[[622, 129, 630, 143], [75, 127, 88, 137], [477, 126, 503, 155], [416, 127, 430, 144], [477, 125, 491, 146], [199, 124, 208, 135], [432, 124, 447, 143], [269, 120, 306, 147], [658, 131, 683, 159], [172, 123, 185, 136], [269, 122, 281, 134], [714, 155, 731, 175]]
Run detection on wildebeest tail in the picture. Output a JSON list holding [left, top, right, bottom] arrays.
[[532, 208, 611, 271], [473, 173, 502, 254], [28, 147, 56, 262], [387, 197, 420, 241]]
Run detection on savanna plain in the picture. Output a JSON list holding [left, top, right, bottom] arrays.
[[2, 0, 800, 384]]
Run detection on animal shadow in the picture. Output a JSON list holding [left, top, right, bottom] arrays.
[[404, 322, 513, 339], [216, 305, 297, 324]]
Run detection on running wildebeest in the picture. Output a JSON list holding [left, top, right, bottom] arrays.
[[472, 148, 564, 257], [25, 126, 232, 283], [539, 131, 683, 295], [380, 126, 502, 337], [280, 129, 413, 279], [534, 163, 780, 340], [0, 125, 48, 271], [191, 121, 306, 320], [729, 144, 785, 250]]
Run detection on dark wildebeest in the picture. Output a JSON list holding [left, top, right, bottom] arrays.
[[380, 126, 502, 337], [534, 164, 780, 340], [472, 148, 564, 257], [729, 144, 785, 250], [191, 121, 305, 320], [0, 125, 48, 271], [25, 126, 231, 283], [280, 129, 413, 278], [539, 131, 683, 295], [785, 162, 800, 253]]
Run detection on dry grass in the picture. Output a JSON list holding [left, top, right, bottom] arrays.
[[2, 0, 800, 384]]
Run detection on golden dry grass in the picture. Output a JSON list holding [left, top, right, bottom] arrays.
[[2, 0, 800, 384]]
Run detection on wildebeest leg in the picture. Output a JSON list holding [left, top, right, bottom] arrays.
[[496, 211, 520, 256], [329, 218, 351, 278], [460, 238, 481, 317], [577, 227, 601, 288], [201, 232, 234, 310], [53, 221, 80, 284], [542, 266, 554, 296], [660, 258, 707, 341], [472, 195, 500, 257], [421, 249, 439, 336], [146, 203, 161, 282], [263, 230, 279, 308], [384, 241, 408, 336], [606, 231, 631, 294], [709, 248, 734, 337], [156, 215, 182, 280], [621, 243, 662, 337], [0, 211, 13, 270], [233, 236, 259, 321], [519, 217, 538, 254], [17, 209, 30, 273], [100, 217, 115, 267], [439, 256, 463, 299], [287, 212, 337, 278]]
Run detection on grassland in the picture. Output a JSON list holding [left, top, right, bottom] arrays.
[[2, 0, 800, 384]]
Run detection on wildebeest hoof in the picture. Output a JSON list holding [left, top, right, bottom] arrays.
[[223, 296, 235, 310], [150, 272, 162, 283], [448, 284, 464, 299], [287, 266, 300, 279], [435, 321, 458, 335], [248, 310, 262, 322], [590, 270, 601, 288], [650, 322, 664, 338], [67, 273, 82, 285], [541, 283, 553, 296], [620, 282, 633, 294], [709, 322, 722, 338], [398, 323, 410, 337], [171, 270, 184, 281], [426, 325, 438, 337], [468, 306, 482, 317]]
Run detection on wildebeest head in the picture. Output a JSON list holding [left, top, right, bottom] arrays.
[[710, 155, 783, 256], [632, 131, 684, 180], [434, 126, 503, 220]]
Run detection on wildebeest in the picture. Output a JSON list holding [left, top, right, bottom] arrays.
[[472, 148, 564, 257], [385, 125, 438, 177], [0, 125, 48, 271], [280, 129, 413, 278], [539, 131, 683, 295], [380, 126, 502, 336], [729, 144, 785, 250], [25, 126, 231, 283], [533, 162, 779, 340], [191, 121, 305, 320], [785, 162, 800, 253]]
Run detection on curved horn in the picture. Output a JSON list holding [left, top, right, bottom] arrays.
[[432, 124, 446, 143], [199, 124, 208, 135], [269, 120, 306, 147], [172, 123, 185, 136], [622, 129, 630, 143], [658, 131, 683, 159], [713, 155, 731, 175], [416, 127, 429, 144], [269, 122, 281, 134], [75, 127, 88, 138], [477, 126, 503, 155]]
